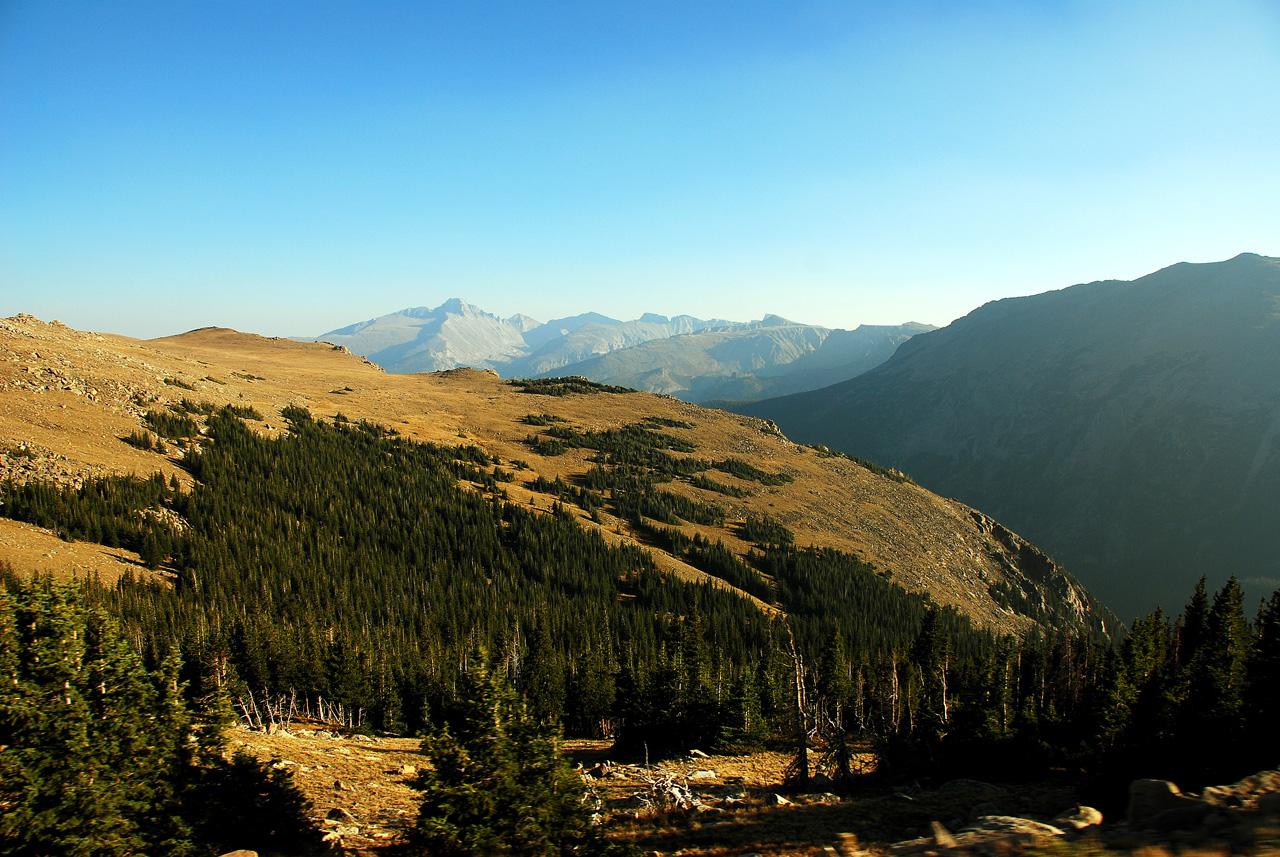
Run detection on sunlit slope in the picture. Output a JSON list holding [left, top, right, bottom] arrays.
[[1, 313, 1115, 637]]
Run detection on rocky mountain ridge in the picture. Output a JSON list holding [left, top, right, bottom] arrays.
[[0, 313, 1115, 639], [314, 300, 932, 403]]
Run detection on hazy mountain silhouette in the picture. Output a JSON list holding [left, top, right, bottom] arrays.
[[316, 302, 930, 403], [737, 253, 1280, 622], [552, 317, 933, 402]]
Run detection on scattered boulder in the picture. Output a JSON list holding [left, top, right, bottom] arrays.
[[690, 769, 717, 779], [961, 815, 1066, 844], [1127, 779, 1206, 829], [767, 794, 792, 806], [398, 763, 417, 777], [1053, 805, 1103, 830], [690, 748, 710, 758], [890, 816, 1064, 856], [326, 807, 357, 823]]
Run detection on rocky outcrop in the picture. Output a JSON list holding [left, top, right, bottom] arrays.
[[889, 815, 1073, 855], [1122, 770, 1280, 849], [882, 768, 1280, 856]]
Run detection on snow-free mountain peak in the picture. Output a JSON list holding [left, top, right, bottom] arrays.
[[316, 301, 933, 401]]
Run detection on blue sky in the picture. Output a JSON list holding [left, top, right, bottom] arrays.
[[2, 1, 1277, 338]]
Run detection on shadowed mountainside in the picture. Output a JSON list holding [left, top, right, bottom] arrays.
[[737, 253, 1280, 622], [547, 318, 933, 403]]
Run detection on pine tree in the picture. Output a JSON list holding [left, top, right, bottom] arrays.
[[814, 630, 855, 781], [1177, 577, 1209, 668], [1183, 576, 1253, 779], [408, 654, 624, 856], [1247, 590, 1280, 761], [910, 608, 950, 745], [0, 578, 320, 856], [523, 617, 566, 726]]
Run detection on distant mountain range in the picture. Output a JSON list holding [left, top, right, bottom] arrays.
[[315, 300, 932, 403], [736, 253, 1280, 623]]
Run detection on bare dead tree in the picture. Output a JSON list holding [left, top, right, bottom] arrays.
[[783, 621, 810, 788]]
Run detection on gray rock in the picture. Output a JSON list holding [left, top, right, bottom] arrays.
[[1151, 802, 1211, 833], [1053, 805, 1103, 830], [957, 815, 1066, 846], [1127, 779, 1203, 828]]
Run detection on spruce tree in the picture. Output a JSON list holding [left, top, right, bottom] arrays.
[[524, 617, 566, 726], [0, 578, 320, 856], [910, 608, 950, 744], [1247, 591, 1280, 761], [1183, 576, 1253, 779], [1177, 577, 1209, 668], [408, 654, 624, 856]]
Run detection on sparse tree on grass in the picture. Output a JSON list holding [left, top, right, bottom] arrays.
[[407, 653, 632, 856]]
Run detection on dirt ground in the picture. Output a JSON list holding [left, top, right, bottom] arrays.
[[232, 725, 1087, 857]]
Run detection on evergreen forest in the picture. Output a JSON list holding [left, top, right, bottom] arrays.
[[3, 401, 1280, 843]]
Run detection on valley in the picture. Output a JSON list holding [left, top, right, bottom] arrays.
[[736, 253, 1280, 622], [4, 310, 1280, 857]]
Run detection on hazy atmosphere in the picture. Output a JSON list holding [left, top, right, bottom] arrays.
[[3, 1, 1277, 338]]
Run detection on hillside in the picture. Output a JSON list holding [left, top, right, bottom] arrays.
[[0, 313, 1112, 639], [737, 253, 1280, 622], [312, 300, 931, 401]]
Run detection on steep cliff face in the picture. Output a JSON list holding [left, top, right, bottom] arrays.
[[740, 253, 1280, 621], [967, 508, 1112, 636]]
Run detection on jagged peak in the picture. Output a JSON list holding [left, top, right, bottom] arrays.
[[436, 297, 474, 315]]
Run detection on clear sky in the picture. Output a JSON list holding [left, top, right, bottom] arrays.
[[2, 1, 1278, 339]]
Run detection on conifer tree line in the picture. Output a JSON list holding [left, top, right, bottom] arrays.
[[1, 404, 1278, 794], [0, 573, 319, 856]]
